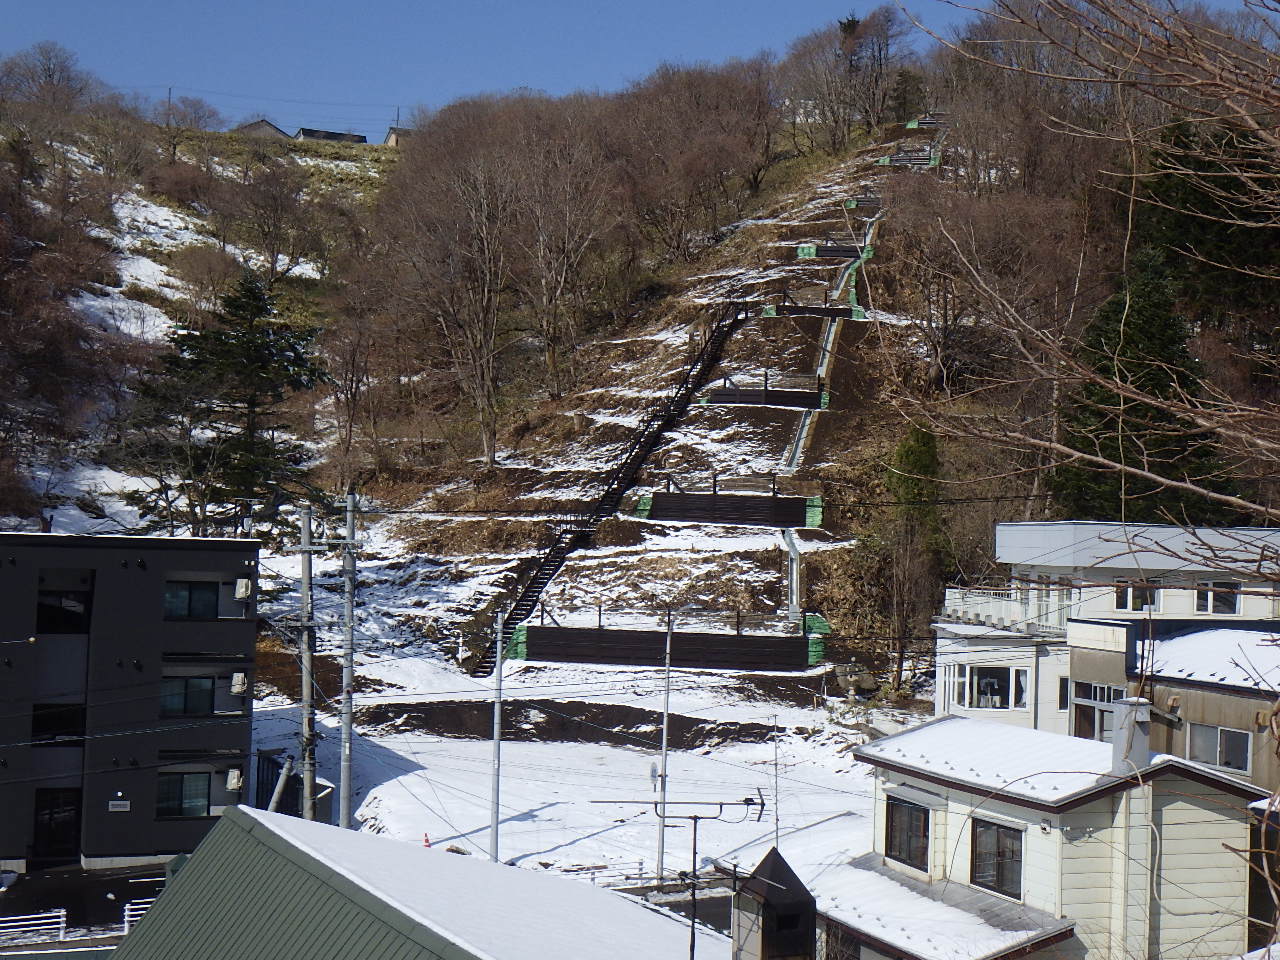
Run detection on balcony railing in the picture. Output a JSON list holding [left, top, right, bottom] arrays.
[[940, 586, 1067, 635]]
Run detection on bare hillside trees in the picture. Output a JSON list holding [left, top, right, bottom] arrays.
[[881, 0, 1280, 531]]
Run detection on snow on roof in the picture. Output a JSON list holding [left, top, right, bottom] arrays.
[[855, 717, 1121, 803], [1149, 628, 1280, 691], [723, 817, 1070, 960], [237, 807, 724, 960]]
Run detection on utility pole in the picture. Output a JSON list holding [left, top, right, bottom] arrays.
[[489, 610, 505, 863], [339, 490, 357, 829], [657, 609, 673, 881], [299, 504, 317, 820], [772, 716, 781, 848]]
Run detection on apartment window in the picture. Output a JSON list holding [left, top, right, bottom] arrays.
[[972, 819, 1023, 899], [886, 797, 929, 871], [1058, 677, 1070, 711], [969, 666, 1029, 710], [1196, 581, 1240, 615], [164, 581, 222, 620], [1188, 722, 1250, 772], [160, 677, 215, 717], [31, 703, 86, 743], [1114, 580, 1158, 612], [36, 569, 95, 633], [156, 772, 211, 818]]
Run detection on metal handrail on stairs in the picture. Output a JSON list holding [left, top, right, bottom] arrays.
[[469, 303, 750, 675]]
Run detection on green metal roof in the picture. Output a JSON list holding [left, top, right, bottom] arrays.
[[113, 807, 469, 960]]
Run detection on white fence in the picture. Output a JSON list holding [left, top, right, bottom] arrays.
[[0, 908, 67, 942], [123, 897, 156, 934]]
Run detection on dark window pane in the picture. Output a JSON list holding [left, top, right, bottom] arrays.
[[972, 667, 1010, 709], [886, 798, 929, 871], [160, 679, 186, 716], [187, 678, 214, 714], [32, 704, 86, 742], [157, 772, 210, 818], [156, 773, 183, 818], [1074, 681, 1091, 700], [164, 583, 190, 619], [1213, 583, 1239, 615], [972, 820, 1022, 899], [36, 590, 94, 633], [189, 583, 219, 619], [1058, 677, 1070, 711], [1220, 729, 1250, 771], [1075, 704, 1096, 740], [181, 774, 210, 817]]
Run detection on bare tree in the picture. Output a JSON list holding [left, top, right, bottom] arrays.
[[153, 95, 223, 164]]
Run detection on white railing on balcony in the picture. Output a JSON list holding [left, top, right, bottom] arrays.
[[0, 908, 67, 943], [941, 586, 1068, 635], [122, 898, 156, 935]]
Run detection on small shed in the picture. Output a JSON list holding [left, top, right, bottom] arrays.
[[294, 128, 368, 144], [232, 119, 290, 140], [733, 848, 816, 960], [383, 126, 414, 147]]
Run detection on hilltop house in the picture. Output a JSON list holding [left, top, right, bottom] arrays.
[[382, 125, 413, 147], [115, 806, 725, 960], [232, 118, 289, 140], [732, 707, 1271, 960], [934, 523, 1280, 759], [294, 127, 367, 144]]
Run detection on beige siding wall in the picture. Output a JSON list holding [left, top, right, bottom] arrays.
[[1059, 798, 1117, 959], [1145, 682, 1276, 789], [1150, 776, 1250, 960], [1069, 648, 1128, 685]]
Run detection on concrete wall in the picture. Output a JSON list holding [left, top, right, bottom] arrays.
[[0, 534, 257, 871]]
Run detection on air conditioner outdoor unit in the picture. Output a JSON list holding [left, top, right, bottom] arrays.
[[225, 768, 243, 792], [230, 672, 248, 695], [234, 578, 253, 600]]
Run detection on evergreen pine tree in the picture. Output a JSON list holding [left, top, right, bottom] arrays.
[[884, 424, 945, 692], [123, 271, 326, 535], [1050, 250, 1234, 524]]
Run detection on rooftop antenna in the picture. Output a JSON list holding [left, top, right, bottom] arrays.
[[595, 796, 765, 960]]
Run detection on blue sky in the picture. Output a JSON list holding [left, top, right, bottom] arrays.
[[5, 1, 964, 139]]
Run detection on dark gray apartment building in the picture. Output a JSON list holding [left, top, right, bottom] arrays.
[[0, 533, 258, 872]]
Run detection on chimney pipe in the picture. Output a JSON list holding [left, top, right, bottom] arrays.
[[1112, 697, 1151, 776]]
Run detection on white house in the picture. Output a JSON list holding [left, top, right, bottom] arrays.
[[732, 706, 1270, 960], [935, 522, 1280, 741]]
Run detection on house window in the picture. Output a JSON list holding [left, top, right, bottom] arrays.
[[156, 772, 211, 818], [969, 667, 1029, 709], [1073, 683, 1125, 742], [1058, 677, 1070, 711], [1195, 581, 1239, 615], [31, 704, 86, 743], [952, 664, 969, 707], [972, 819, 1022, 899], [160, 677, 215, 717], [36, 570, 95, 633], [1188, 722, 1250, 772], [886, 797, 929, 871], [1114, 581, 1158, 612]]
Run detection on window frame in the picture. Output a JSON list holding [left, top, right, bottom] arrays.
[[885, 796, 930, 872], [155, 771, 212, 819], [1195, 581, 1240, 616], [967, 665, 1030, 710], [971, 818, 1024, 900], [160, 677, 216, 717], [1187, 721, 1251, 774], [1114, 580, 1159, 612]]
